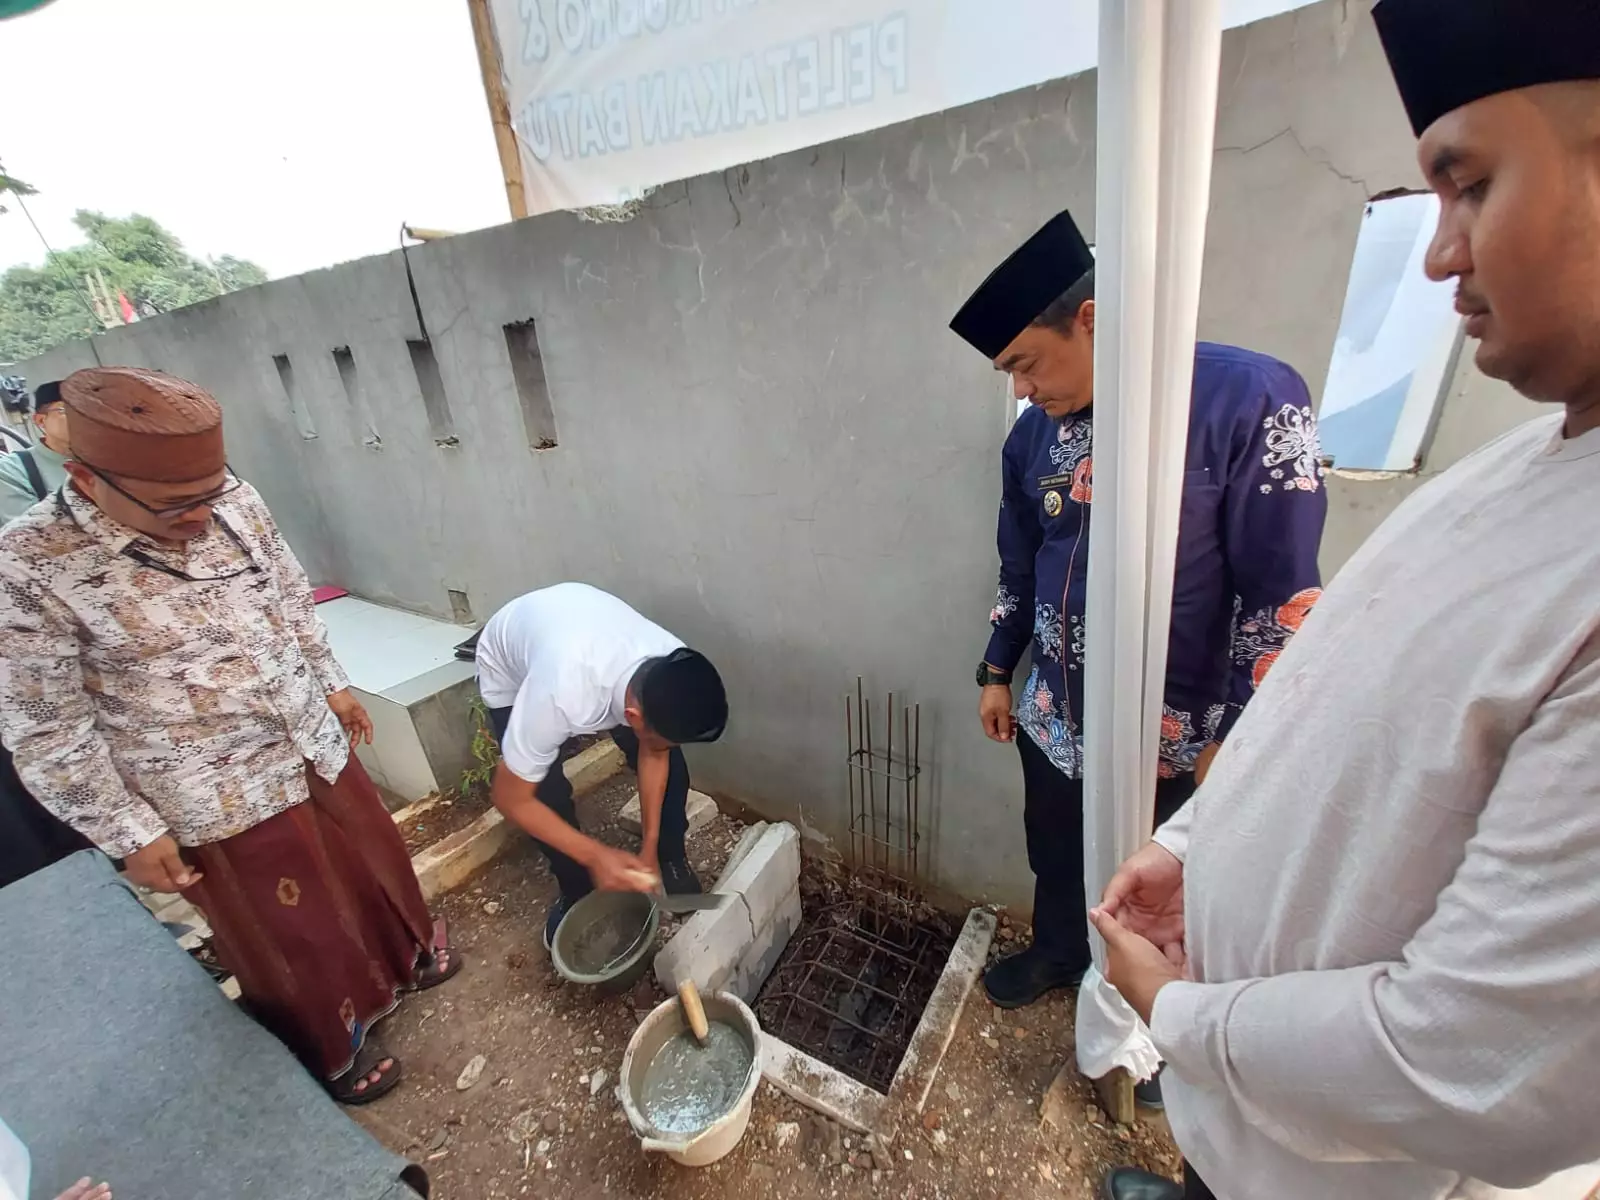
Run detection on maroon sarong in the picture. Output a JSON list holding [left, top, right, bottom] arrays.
[[182, 757, 435, 1079]]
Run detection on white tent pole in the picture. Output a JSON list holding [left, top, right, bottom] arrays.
[[1083, 0, 1166, 944], [1076, 0, 1226, 1096], [1081, 0, 1125, 895], [1139, 0, 1225, 806]]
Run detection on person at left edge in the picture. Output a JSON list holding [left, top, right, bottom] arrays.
[[0, 367, 461, 1106], [950, 208, 1329, 1015], [0, 380, 71, 524], [472, 583, 729, 949], [0, 379, 96, 886]]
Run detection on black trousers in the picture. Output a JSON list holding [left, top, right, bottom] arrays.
[[0, 745, 92, 889], [1183, 1163, 1216, 1198], [487, 710, 691, 902], [1019, 733, 1196, 970]]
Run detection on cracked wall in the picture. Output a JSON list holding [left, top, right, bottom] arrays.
[[18, 0, 1533, 909]]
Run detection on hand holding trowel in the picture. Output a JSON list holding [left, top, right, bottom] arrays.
[[619, 866, 733, 913]]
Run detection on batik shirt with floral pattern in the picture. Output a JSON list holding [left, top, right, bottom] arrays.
[[0, 482, 350, 857], [986, 343, 1328, 779]]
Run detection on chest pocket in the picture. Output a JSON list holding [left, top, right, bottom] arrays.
[[1177, 467, 1224, 566]]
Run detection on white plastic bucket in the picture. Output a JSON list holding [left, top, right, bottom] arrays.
[[619, 991, 762, 1168]]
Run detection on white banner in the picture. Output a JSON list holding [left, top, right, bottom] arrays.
[[489, 0, 1320, 215]]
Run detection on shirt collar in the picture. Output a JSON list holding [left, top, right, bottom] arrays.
[[59, 481, 140, 555], [30, 441, 68, 470], [1543, 417, 1600, 463]]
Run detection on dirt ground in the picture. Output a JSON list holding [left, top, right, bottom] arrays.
[[397, 790, 491, 855], [353, 774, 1179, 1200]]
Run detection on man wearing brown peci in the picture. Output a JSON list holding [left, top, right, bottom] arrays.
[[0, 366, 461, 1105]]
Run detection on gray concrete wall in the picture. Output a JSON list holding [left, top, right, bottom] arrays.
[[20, 0, 1540, 909]]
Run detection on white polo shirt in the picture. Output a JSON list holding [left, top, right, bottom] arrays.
[[474, 583, 683, 784]]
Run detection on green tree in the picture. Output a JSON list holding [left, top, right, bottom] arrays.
[[0, 171, 37, 214], [0, 210, 269, 361]]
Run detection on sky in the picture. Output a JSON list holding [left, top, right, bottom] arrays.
[[0, 0, 511, 280], [0, 0, 1319, 284]]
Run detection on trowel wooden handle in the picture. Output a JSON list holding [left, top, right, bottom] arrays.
[[677, 979, 710, 1045], [623, 866, 663, 893]]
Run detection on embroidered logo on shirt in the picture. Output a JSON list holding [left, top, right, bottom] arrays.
[[990, 585, 1019, 624], [1262, 404, 1325, 493], [1070, 457, 1093, 504]]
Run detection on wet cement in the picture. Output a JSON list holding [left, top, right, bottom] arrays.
[[569, 911, 649, 974], [637, 1021, 754, 1135]]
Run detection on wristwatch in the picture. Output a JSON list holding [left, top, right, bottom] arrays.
[[976, 663, 1012, 687]]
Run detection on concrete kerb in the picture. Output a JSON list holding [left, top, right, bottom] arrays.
[[761, 1036, 887, 1133], [388, 792, 448, 827], [409, 739, 626, 901], [883, 906, 997, 1115]]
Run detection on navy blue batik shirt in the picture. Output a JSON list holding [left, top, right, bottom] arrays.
[[985, 343, 1328, 780]]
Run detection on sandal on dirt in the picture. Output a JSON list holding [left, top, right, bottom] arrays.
[[330, 1041, 403, 1106], [414, 916, 464, 991]]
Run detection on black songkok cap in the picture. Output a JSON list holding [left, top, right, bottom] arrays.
[[637, 648, 728, 745], [949, 209, 1094, 360], [1374, 0, 1600, 137]]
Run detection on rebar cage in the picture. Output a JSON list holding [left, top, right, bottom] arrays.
[[755, 869, 955, 1092], [755, 683, 952, 1093]]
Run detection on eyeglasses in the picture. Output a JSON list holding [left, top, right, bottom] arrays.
[[121, 510, 261, 583], [80, 462, 244, 520]]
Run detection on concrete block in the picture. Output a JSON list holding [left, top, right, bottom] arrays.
[[712, 821, 769, 891], [726, 882, 801, 1003], [618, 788, 718, 836], [653, 888, 751, 993], [652, 820, 802, 997], [718, 821, 800, 940]]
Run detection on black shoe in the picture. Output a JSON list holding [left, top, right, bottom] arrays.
[[1101, 1168, 1185, 1200], [659, 857, 702, 896], [543, 894, 575, 951], [1134, 1065, 1165, 1111], [982, 945, 1088, 1009]]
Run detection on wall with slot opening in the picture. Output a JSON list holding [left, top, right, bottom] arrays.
[[16, 0, 1534, 908]]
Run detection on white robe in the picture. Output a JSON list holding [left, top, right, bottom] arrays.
[[1151, 414, 1600, 1199]]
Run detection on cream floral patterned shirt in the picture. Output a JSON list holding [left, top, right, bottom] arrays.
[[0, 481, 350, 858]]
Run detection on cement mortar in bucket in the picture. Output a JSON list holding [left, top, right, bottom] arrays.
[[620, 991, 762, 1167], [550, 890, 660, 992]]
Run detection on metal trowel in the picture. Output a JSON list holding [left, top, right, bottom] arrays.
[[656, 890, 732, 914], [620, 867, 733, 914]]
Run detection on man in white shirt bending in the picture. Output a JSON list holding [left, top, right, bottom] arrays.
[[473, 583, 728, 946], [1093, 1, 1600, 1198]]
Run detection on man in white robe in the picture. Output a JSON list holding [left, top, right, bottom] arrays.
[[1094, 1, 1600, 1197]]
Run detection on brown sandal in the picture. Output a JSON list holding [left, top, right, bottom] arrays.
[[415, 916, 463, 991], [330, 1040, 403, 1105]]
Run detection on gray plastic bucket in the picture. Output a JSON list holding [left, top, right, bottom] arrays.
[[549, 890, 660, 992]]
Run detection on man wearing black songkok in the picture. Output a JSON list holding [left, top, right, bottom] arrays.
[[472, 583, 728, 948], [1095, 1, 1600, 1197]]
